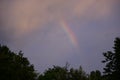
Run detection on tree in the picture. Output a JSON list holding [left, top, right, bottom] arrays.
[[102, 37, 120, 80], [38, 65, 88, 80], [69, 66, 88, 80], [38, 65, 68, 80], [0, 44, 37, 80], [89, 70, 102, 80]]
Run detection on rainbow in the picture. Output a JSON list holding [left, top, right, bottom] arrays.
[[60, 20, 78, 47]]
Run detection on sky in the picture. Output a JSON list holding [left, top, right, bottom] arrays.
[[0, 0, 120, 73]]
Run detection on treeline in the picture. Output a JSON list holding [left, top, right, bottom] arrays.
[[38, 65, 103, 80], [0, 37, 120, 80]]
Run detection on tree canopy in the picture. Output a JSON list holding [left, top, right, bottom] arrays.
[[38, 65, 88, 80], [102, 37, 120, 80], [0, 45, 37, 80]]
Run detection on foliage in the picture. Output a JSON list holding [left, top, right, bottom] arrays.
[[89, 70, 102, 80], [69, 66, 88, 80], [38, 65, 88, 80], [0, 45, 37, 80], [102, 37, 120, 80]]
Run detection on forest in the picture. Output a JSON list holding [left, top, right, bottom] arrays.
[[0, 37, 120, 80]]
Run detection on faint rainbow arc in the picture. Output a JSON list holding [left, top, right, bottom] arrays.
[[60, 20, 78, 47]]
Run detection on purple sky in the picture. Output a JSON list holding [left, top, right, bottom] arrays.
[[0, 0, 120, 73]]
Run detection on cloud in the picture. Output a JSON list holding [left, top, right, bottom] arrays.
[[0, 0, 119, 43]]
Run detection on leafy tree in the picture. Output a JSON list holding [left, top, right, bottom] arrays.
[[38, 65, 88, 80], [0, 44, 37, 80], [89, 70, 102, 80], [69, 66, 88, 80], [102, 37, 120, 80], [38, 65, 68, 80]]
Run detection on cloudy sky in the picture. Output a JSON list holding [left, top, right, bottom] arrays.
[[0, 0, 120, 73]]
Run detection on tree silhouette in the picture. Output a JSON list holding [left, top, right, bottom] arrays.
[[69, 66, 88, 80], [38, 65, 88, 80], [89, 70, 102, 80], [38, 65, 68, 80], [0, 45, 37, 80], [102, 37, 120, 80]]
